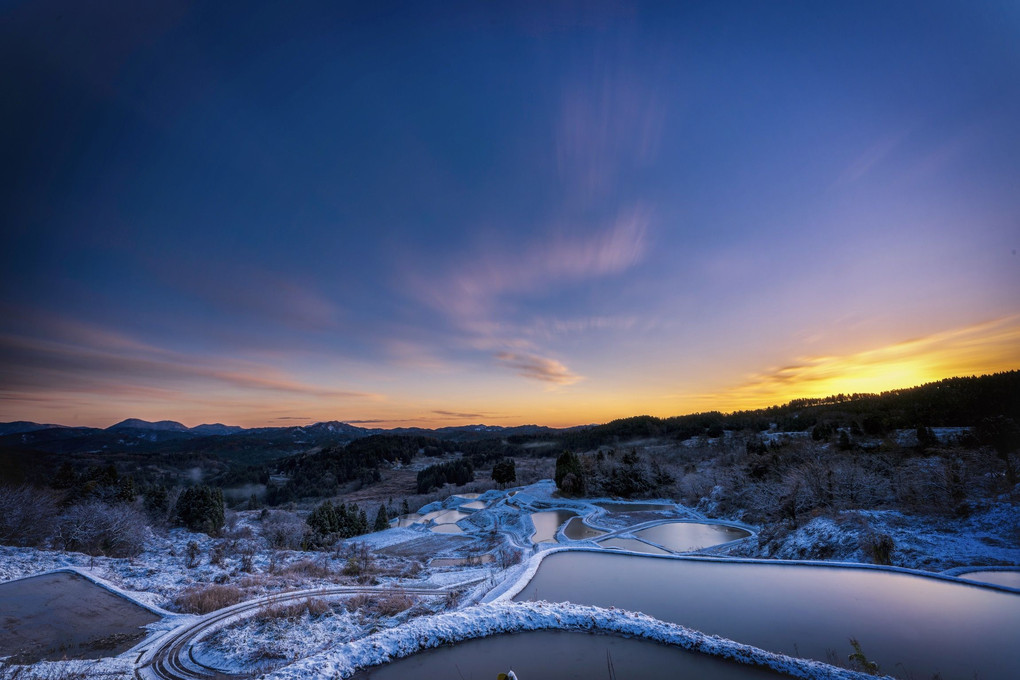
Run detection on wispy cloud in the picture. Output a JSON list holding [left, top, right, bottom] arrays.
[[557, 72, 665, 198], [414, 207, 650, 321], [0, 316, 380, 404], [432, 409, 489, 419], [495, 352, 582, 386], [832, 132, 907, 188], [403, 208, 648, 386], [157, 263, 342, 333]]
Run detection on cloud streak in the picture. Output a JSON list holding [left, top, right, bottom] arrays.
[[0, 321, 380, 405], [495, 352, 582, 386], [416, 207, 649, 322]]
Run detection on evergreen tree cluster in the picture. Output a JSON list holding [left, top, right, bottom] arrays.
[[306, 500, 370, 543], [53, 462, 137, 506], [491, 458, 516, 487], [416, 459, 474, 493], [268, 435, 448, 502], [174, 485, 225, 534], [555, 449, 676, 498]]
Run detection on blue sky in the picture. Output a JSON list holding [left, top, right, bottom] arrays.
[[2, 1, 1018, 427]]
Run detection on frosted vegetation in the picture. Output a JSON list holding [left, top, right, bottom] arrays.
[[1, 374, 1018, 679]]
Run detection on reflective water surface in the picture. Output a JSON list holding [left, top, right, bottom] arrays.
[[634, 522, 750, 551], [461, 500, 487, 510], [431, 523, 464, 534], [958, 570, 1020, 589], [562, 516, 606, 540], [351, 630, 783, 680], [599, 537, 671, 555], [428, 509, 471, 524], [514, 551, 1020, 680], [390, 513, 422, 527], [529, 510, 577, 543]]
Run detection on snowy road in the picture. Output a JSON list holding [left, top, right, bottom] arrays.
[[134, 584, 468, 680]]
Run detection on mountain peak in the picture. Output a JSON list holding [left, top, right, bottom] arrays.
[[107, 418, 190, 432]]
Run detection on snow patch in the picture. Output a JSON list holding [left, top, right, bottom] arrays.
[[262, 600, 890, 680]]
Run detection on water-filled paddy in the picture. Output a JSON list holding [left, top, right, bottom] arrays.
[[633, 522, 750, 551], [427, 509, 470, 524], [599, 537, 671, 554], [431, 523, 464, 534], [513, 551, 1020, 680], [390, 513, 422, 527], [529, 510, 576, 543], [562, 516, 606, 540], [350, 630, 782, 680], [460, 500, 487, 510], [958, 570, 1020, 589], [0, 571, 160, 662]]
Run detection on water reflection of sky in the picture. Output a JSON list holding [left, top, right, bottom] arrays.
[[633, 522, 749, 552], [515, 551, 1020, 680], [349, 629, 783, 680], [529, 510, 577, 543]]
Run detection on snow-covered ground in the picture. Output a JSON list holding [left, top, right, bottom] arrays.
[[732, 502, 1020, 572], [261, 600, 890, 680], [2, 479, 1017, 679]]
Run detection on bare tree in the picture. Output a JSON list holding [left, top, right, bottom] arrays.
[[54, 500, 148, 557], [0, 485, 58, 547]]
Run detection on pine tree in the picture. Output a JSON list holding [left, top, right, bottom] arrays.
[[373, 505, 389, 532]]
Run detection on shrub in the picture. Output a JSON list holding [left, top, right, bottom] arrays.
[[261, 509, 307, 550], [185, 540, 202, 568], [173, 584, 244, 614], [54, 500, 147, 557], [861, 533, 895, 565]]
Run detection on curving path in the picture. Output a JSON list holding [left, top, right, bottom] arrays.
[[134, 584, 465, 680]]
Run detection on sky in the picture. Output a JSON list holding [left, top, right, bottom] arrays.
[[2, 1, 1019, 429]]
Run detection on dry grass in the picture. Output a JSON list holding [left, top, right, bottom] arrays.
[[254, 597, 330, 622], [173, 583, 244, 614], [343, 590, 416, 617], [279, 558, 334, 579]]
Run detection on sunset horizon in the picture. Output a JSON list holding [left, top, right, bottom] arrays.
[[3, 2, 1018, 431]]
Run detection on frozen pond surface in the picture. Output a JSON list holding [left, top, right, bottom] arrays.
[[562, 516, 606, 540], [599, 537, 671, 554], [529, 510, 576, 543], [633, 522, 750, 552], [958, 570, 1020, 589], [0, 571, 160, 662], [349, 630, 783, 680], [514, 551, 1020, 680]]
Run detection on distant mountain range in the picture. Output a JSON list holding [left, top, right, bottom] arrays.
[[0, 417, 561, 455]]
